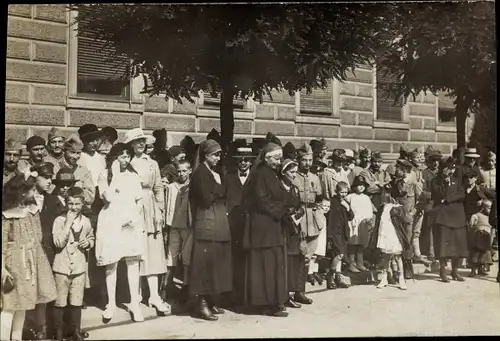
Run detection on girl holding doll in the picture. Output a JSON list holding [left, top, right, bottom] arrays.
[[1, 171, 57, 340]]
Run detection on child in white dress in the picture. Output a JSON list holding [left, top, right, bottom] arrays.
[[346, 177, 374, 273], [96, 143, 145, 322]]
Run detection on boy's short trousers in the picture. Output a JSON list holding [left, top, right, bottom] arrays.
[[167, 228, 193, 267], [54, 272, 86, 307]]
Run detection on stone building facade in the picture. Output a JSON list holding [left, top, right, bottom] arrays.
[[6, 5, 472, 162]]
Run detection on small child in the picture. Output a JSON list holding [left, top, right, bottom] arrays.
[[468, 199, 493, 277], [52, 187, 94, 340], [326, 182, 354, 289], [165, 160, 193, 301], [346, 177, 374, 273], [310, 199, 331, 283]]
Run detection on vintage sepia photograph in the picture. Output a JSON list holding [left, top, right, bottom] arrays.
[[2, 1, 498, 339]]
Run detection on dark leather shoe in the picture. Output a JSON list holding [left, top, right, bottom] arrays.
[[196, 297, 218, 321], [451, 273, 465, 282], [313, 273, 324, 285], [277, 303, 287, 311], [334, 273, 350, 289], [440, 272, 450, 283], [263, 307, 288, 317], [326, 271, 336, 290], [71, 328, 87, 341], [285, 298, 301, 308], [468, 269, 477, 278], [307, 274, 316, 286], [294, 292, 313, 305]]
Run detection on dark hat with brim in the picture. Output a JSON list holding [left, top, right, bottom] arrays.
[[53, 167, 77, 185], [427, 150, 443, 160], [101, 126, 118, 144], [352, 176, 368, 188], [463, 169, 479, 178], [31, 162, 55, 178], [233, 147, 255, 158], [396, 158, 413, 169], [330, 149, 347, 161], [78, 124, 103, 142]]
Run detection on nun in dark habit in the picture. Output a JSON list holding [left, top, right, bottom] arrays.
[[243, 137, 289, 317]]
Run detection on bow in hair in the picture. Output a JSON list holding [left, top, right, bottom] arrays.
[[23, 169, 38, 181]]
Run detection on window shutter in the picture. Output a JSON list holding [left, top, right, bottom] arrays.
[[376, 70, 403, 121], [300, 81, 333, 115], [76, 11, 130, 98]]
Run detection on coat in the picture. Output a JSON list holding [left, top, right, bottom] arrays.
[[189, 162, 230, 242], [430, 176, 466, 228], [282, 182, 302, 255], [39, 193, 68, 265], [225, 172, 249, 250], [243, 163, 287, 249]]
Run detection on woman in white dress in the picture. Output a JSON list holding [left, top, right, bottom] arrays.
[[96, 143, 145, 322], [125, 128, 170, 314]]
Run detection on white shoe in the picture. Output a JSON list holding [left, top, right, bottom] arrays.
[[148, 296, 171, 314], [128, 302, 144, 322], [102, 305, 116, 320], [377, 271, 388, 289]]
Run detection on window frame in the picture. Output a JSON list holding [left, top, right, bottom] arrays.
[[298, 79, 338, 117], [373, 64, 409, 125], [436, 91, 457, 126], [67, 10, 144, 111]]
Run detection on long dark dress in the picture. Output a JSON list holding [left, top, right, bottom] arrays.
[[282, 182, 306, 293], [430, 176, 468, 259], [327, 196, 354, 257], [188, 162, 232, 296], [243, 163, 288, 307]]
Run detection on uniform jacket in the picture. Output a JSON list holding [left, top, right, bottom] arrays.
[[430, 176, 466, 229], [421, 167, 439, 212], [52, 213, 94, 276], [292, 170, 323, 237], [243, 163, 287, 249], [189, 162, 230, 242], [359, 166, 391, 209]]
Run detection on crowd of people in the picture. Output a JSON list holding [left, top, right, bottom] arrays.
[[1, 124, 498, 340]]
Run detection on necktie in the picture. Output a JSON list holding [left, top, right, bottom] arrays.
[[240, 172, 248, 177]]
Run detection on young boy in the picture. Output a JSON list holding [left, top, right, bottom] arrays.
[[468, 199, 494, 277], [52, 187, 94, 340], [165, 160, 193, 302]]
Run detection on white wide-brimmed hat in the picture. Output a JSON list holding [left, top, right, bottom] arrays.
[[124, 128, 148, 144], [464, 147, 480, 158]]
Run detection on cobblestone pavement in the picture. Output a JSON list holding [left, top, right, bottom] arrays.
[[83, 263, 500, 339]]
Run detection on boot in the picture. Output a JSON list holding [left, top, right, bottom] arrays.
[[478, 265, 488, 276], [307, 274, 316, 286], [263, 306, 288, 317], [313, 272, 324, 285], [439, 262, 450, 283], [195, 296, 217, 321], [412, 238, 432, 266], [285, 297, 302, 308], [403, 260, 413, 280], [70, 306, 89, 339], [206, 296, 225, 315], [293, 292, 313, 305], [334, 273, 350, 289], [326, 270, 336, 290], [468, 267, 477, 278], [53, 306, 65, 340]]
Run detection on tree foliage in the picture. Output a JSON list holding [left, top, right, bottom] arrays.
[[70, 3, 388, 147], [376, 1, 496, 149]]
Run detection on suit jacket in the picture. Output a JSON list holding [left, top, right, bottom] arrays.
[[430, 176, 466, 229], [243, 163, 287, 249], [189, 162, 230, 242], [327, 196, 354, 241], [39, 193, 68, 265], [225, 173, 249, 250]]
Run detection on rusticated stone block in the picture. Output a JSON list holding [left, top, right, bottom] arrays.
[[325, 140, 358, 150], [143, 114, 195, 132], [8, 17, 67, 43], [145, 96, 169, 113], [365, 142, 392, 153], [340, 97, 373, 112], [358, 113, 373, 126], [33, 42, 67, 64], [410, 130, 436, 142], [277, 106, 296, 121], [8, 5, 32, 17], [340, 82, 356, 96], [409, 104, 436, 118], [7, 39, 30, 59], [31, 127, 76, 139], [5, 126, 29, 142], [199, 118, 252, 135], [69, 110, 140, 129], [6, 60, 66, 85], [357, 84, 373, 98], [345, 69, 373, 84], [341, 126, 373, 140], [5, 82, 30, 103], [296, 123, 339, 138], [410, 117, 423, 129], [172, 98, 197, 114], [255, 104, 275, 119], [433, 144, 453, 155], [423, 119, 436, 130], [6, 106, 65, 126], [34, 4, 68, 23], [374, 128, 408, 141], [437, 132, 457, 143], [32, 85, 66, 105], [254, 121, 294, 136], [340, 111, 357, 125], [391, 142, 426, 154]]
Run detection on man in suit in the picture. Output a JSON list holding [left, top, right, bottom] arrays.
[[188, 139, 232, 321], [225, 143, 255, 307]]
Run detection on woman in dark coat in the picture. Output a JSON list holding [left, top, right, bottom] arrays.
[[188, 139, 232, 321], [243, 141, 289, 317], [430, 157, 468, 283], [280, 159, 306, 308]]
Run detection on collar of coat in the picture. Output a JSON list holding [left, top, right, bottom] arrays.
[[2, 205, 39, 219]]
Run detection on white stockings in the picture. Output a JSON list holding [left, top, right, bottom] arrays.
[[105, 259, 141, 309], [1, 310, 25, 341]]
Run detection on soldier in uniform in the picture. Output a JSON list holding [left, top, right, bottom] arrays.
[[18, 135, 47, 173], [3, 138, 23, 187], [44, 127, 66, 176], [292, 143, 323, 298], [354, 147, 371, 178], [310, 139, 329, 176]]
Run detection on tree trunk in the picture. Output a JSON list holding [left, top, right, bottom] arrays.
[[455, 95, 472, 164], [220, 84, 235, 151]]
